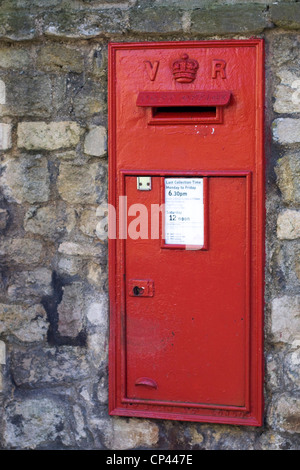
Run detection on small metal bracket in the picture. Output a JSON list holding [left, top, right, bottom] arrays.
[[137, 176, 152, 191]]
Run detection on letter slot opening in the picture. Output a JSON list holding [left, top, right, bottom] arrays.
[[153, 106, 217, 119]]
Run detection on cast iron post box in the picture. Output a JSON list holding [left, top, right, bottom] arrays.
[[108, 40, 264, 426]]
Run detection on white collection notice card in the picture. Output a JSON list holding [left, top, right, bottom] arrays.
[[165, 178, 204, 246]]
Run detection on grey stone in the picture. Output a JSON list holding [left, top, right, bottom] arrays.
[[3, 398, 72, 449], [66, 76, 105, 119], [0, 209, 9, 230], [0, 46, 31, 70], [0, 9, 37, 41], [58, 241, 105, 261], [273, 118, 300, 145], [0, 303, 48, 343], [4, 75, 52, 118], [191, 4, 269, 35], [129, 6, 183, 34], [270, 3, 300, 30], [98, 417, 159, 450], [57, 162, 107, 204], [271, 295, 300, 344], [11, 345, 91, 387], [274, 69, 300, 114], [0, 238, 44, 266], [7, 268, 53, 303], [0, 123, 12, 150], [58, 283, 84, 338], [284, 348, 300, 390], [36, 43, 84, 73], [270, 394, 300, 434], [277, 209, 300, 240], [1, 155, 50, 204], [24, 205, 76, 240], [84, 126, 107, 157], [17, 121, 83, 151], [44, 8, 127, 39], [276, 152, 300, 205]]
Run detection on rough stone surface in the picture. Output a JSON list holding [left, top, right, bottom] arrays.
[[11, 346, 91, 387], [1, 155, 50, 204], [58, 284, 84, 337], [0, 341, 6, 365], [84, 126, 107, 157], [0, 303, 48, 342], [274, 70, 300, 114], [3, 398, 72, 449], [0, 123, 12, 150], [17, 121, 82, 150], [191, 4, 269, 35], [273, 118, 300, 145], [100, 418, 160, 450], [277, 209, 300, 240], [57, 162, 107, 204], [24, 205, 76, 240], [275, 152, 300, 205], [270, 394, 300, 434], [270, 4, 300, 30], [0, 238, 44, 265], [271, 295, 300, 344], [7, 268, 53, 303]]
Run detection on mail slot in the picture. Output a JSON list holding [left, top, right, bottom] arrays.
[[108, 40, 264, 426]]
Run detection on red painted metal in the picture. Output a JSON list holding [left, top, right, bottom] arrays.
[[136, 91, 231, 107], [108, 40, 265, 426]]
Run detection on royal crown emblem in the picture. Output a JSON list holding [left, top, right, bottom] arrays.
[[172, 53, 199, 83]]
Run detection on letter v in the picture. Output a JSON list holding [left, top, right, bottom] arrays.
[[144, 61, 159, 81]]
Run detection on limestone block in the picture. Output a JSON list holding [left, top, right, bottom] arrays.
[[0, 79, 5, 104], [270, 394, 300, 434], [3, 398, 72, 449], [86, 297, 108, 327], [99, 417, 159, 450], [79, 207, 99, 238], [276, 152, 300, 204], [58, 284, 84, 338], [0, 238, 44, 265], [44, 8, 127, 39], [273, 118, 300, 145], [0, 303, 48, 342], [271, 295, 300, 344], [1, 155, 50, 204], [270, 3, 300, 30], [129, 6, 183, 34], [36, 43, 84, 73], [84, 126, 107, 157], [0, 123, 12, 150], [0, 209, 9, 230], [190, 4, 269, 35], [11, 345, 90, 387], [274, 70, 300, 114], [57, 162, 106, 204], [0, 340, 5, 364], [5, 75, 52, 118], [17, 121, 82, 150], [58, 241, 105, 259], [7, 268, 53, 302], [0, 46, 31, 70], [24, 205, 76, 240], [277, 209, 300, 240]]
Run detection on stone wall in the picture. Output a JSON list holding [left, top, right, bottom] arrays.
[[0, 0, 299, 450]]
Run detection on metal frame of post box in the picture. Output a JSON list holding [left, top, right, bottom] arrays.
[[108, 40, 265, 426]]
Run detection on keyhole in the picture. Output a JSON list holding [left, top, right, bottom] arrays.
[[133, 286, 143, 296]]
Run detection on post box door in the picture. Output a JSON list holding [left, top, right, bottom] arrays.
[[125, 175, 248, 407]]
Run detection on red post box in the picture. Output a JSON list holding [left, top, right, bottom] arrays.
[[108, 40, 264, 426]]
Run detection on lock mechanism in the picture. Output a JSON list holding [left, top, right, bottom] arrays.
[[128, 279, 154, 297]]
